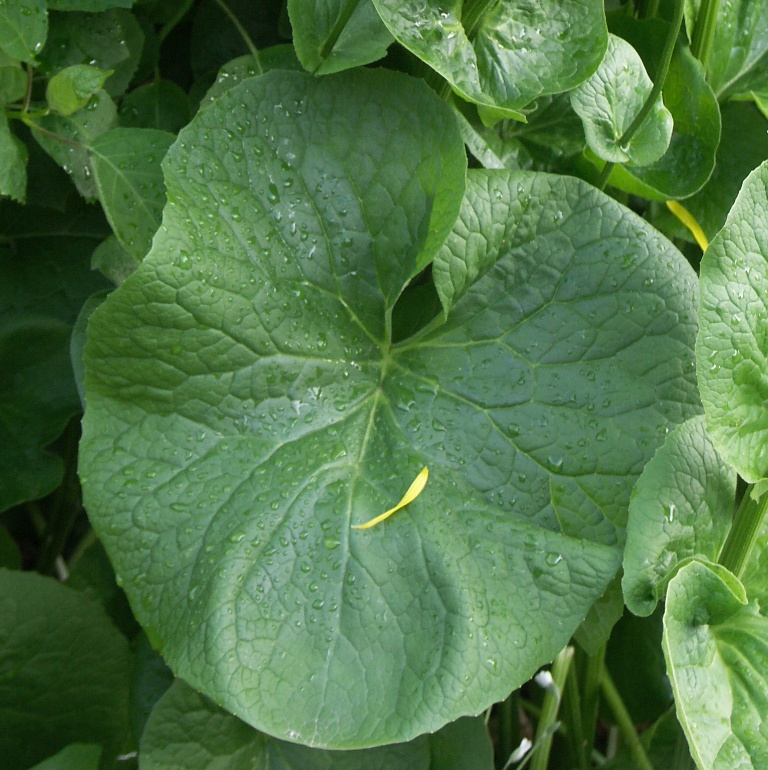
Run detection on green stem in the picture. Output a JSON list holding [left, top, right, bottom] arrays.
[[497, 692, 520, 768], [564, 661, 589, 770], [158, 0, 194, 43], [212, 0, 263, 75], [318, 0, 361, 62], [601, 668, 655, 770], [597, 161, 616, 191], [579, 643, 606, 764], [529, 646, 574, 770], [620, 0, 684, 148], [718, 486, 768, 578], [643, 0, 661, 19], [691, 0, 721, 72], [23, 119, 84, 147], [36, 420, 83, 576]]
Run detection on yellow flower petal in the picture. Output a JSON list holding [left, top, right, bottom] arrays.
[[666, 200, 709, 251], [352, 467, 429, 530]]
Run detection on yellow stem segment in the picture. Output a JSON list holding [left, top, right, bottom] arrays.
[[352, 467, 429, 530], [666, 200, 709, 251]]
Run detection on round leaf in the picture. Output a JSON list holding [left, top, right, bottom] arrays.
[[697, 160, 768, 482], [570, 34, 672, 166], [80, 69, 700, 748], [372, 0, 607, 117]]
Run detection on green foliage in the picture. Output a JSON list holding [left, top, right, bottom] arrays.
[[4, 0, 768, 767]]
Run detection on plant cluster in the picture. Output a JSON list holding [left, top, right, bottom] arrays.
[[2, 0, 768, 768]]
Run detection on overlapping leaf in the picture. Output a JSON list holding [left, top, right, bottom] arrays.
[[663, 561, 768, 770], [697, 160, 768, 482], [372, 0, 607, 118], [80, 68, 700, 747], [622, 416, 736, 616], [141, 680, 494, 770]]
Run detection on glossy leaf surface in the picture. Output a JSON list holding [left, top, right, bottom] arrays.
[[80, 69, 700, 747], [663, 561, 768, 770], [623, 416, 735, 616], [141, 680, 494, 770], [697, 161, 768, 482], [571, 34, 672, 166], [372, 0, 607, 117]]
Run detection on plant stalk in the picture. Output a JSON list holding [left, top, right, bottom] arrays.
[[563, 659, 589, 770], [718, 485, 768, 578], [691, 0, 721, 72], [496, 691, 520, 768], [212, 0, 263, 75], [601, 667, 655, 770], [579, 642, 606, 757], [529, 646, 574, 770]]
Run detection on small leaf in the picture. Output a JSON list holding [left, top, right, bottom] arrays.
[[663, 561, 768, 769], [697, 160, 768, 482], [0, 0, 46, 64], [372, 0, 607, 117], [570, 34, 672, 166], [0, 569, 132, 770], [623, 416, 736, 616], [0, 59, 26, 103], [33, 90, 118, 200], [26, 744, 102, 770], [90, 127, 174, 259], [0, 113, 26, 201], [46, 64, 113, 116], [289, 0, 393, 75], [119, 79, 191, 132]]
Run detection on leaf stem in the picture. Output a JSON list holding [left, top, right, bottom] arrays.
[[212, 0, 263, 75], [718, 485, 768, 578], [462, 0, 503, 40], [22, 118, 84, 147], [158, 0, 194, 44], [318, 0, 361, 63], [691, 0, 721, 72], [597, 161, 616, 191], [497, 691, 520, 766], [643, 0, 661, 19], [529, 646, 573, 770], [578, 643, 606, 764], [600, 667, 655, 770]]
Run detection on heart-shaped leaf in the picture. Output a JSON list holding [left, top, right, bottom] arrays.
[[80, 68, 700, 747], [623, 415, 736, 616], [372, 0, 607, 118]]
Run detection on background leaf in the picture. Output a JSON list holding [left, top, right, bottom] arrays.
[[118, 79, 191, 132], [0, 114, 26, 201], [90, 127, 174, 259], [372, 0, 607, 117], [27, 744, 102, 770], [571, 34, 673, 166], [0, 0, 47, 63], [0, 569, 132, 770], [697, 160, 768, 482], [623, 415, 736, 616], [663, 561, 768, 770], [288, 0, 393, 74]]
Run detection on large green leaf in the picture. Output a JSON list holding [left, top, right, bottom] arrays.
[[90, 127, 174, 260], [288, 0, 393, 74], [372, 0, 607, 118], [623, 416, 736, 616], [663, 561, 768, 769], [80, 68, 700, 747], [141, 680, 493, 769], [0, 0, 46, 63], [0, 569, 132, 770], [697, 160, 768, 482], [571, 34, 672, 166]]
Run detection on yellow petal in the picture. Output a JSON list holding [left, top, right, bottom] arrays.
[[666, 200, 709, 251], [352, 467, 429, 530]]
